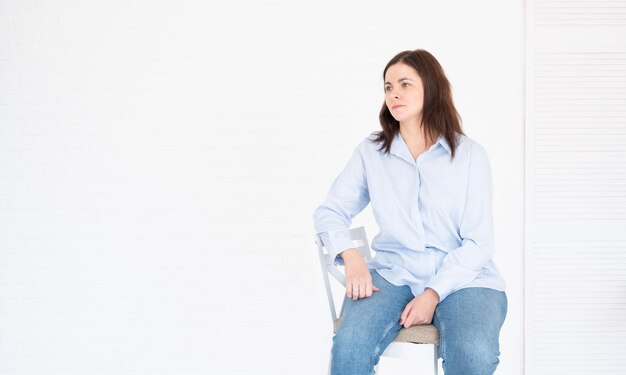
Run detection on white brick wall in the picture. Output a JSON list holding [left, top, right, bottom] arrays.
[[0, 1, 523, 374]]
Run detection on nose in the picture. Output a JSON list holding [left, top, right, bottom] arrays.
[[387, 87, 400, 99]]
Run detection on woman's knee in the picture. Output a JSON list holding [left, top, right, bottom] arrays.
[[331, 325, 374, 362], [330, 328, 377, 374], [441, 337, 500, 375], [434, 288, 506, 374]]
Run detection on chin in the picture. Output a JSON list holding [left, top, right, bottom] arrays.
[[391, 114, 408, 123]]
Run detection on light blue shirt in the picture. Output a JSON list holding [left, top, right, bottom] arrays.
[[313, 132, 506, 301]]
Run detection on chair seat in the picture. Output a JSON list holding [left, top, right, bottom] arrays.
[[333, 318, 440, 345]]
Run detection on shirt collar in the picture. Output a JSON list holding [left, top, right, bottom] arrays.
[[436, 133, 452, 155], [389, 131, 452, 162], [389, 132, 413, 164]]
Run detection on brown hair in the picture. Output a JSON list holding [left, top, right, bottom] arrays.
[[372, 49, 464, 159]]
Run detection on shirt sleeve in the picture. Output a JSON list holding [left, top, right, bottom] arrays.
[[313, 143, 370, 266], [425, 144, 496, 301]]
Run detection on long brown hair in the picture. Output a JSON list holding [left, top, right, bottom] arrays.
[[372, 49, 464, 159]]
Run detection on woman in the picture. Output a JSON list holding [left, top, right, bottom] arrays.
[[313, 49, 507, 375]]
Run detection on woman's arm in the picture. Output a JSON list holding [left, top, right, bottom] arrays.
[[314, 143, 377, 299], [313, 144, 371, 265]]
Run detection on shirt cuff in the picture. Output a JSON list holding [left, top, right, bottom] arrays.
[[319, 230, 355, 266], [425, 273, 455, 302]]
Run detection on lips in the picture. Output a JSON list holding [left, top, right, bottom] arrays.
[[392, 105, 405, 110]]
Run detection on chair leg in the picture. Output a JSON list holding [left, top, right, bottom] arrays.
[[327, 352, 332, 375], [433, 345, 439, 375]]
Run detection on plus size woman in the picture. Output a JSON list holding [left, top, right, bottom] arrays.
[[313, 49, 507, 375]]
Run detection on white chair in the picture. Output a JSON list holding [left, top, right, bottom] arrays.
[[315, 226, 440, 374]]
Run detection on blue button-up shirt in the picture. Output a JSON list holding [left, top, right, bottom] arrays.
[[313, 132, 506, 301]]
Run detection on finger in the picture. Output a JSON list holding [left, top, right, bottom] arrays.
[[403, 314, 414, 328], [357, 282, 365, 299], [365, 282, 372, 297], [372, 285, 380, 292], [402, 309, 413, 328], [400, 304, 411, 325], [360, 281, 367, 299], [352, 283, 360, 300], [409, 308, 428, 327], [346, 281, 353, 299]]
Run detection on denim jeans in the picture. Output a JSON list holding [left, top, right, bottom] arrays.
[[331, 269, 507, 375]]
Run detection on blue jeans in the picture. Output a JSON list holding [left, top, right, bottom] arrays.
[[331, 270, 507, 375]]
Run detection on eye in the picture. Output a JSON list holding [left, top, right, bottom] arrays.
[[384, 86, 392, 92], [402, 82, 410, 87]]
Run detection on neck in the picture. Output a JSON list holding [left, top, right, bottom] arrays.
[[398, 120, 440, 160], [399, 119, 433, 145]]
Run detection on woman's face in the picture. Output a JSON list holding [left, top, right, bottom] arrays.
[[384, 63, 425, 125]]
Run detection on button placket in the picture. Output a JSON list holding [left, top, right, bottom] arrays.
[[413, 161, 426, 246]]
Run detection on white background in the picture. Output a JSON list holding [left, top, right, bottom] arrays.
[[0, 1, 523, 374]]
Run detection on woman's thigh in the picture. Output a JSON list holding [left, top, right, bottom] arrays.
[[432, 287, 507, 375], [331, 270, 415, 370]]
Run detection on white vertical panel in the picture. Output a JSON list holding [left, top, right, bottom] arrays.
[[526, 1, 626, 374]]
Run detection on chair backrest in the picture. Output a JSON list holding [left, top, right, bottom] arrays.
[[315, 226, 372, 322]]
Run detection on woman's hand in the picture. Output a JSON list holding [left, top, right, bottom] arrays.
[[340, 248, 380, 300], [399, 288, 440, 328]]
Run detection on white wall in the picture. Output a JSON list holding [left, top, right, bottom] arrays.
[[0, 1, 523, 374]]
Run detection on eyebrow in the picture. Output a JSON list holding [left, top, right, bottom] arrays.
[[384, 78, 415, 85]]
